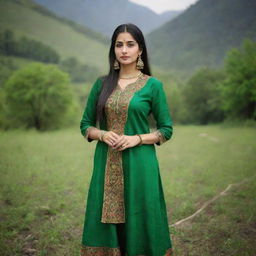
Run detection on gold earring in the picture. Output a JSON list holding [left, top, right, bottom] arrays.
[[136, 55, 144, 70], [114, 59, 120, 70]]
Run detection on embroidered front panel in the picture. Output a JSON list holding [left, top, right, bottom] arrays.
[[101, 73, 150, 223]]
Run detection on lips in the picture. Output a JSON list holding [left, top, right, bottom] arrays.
[[121, 56, 129, 59]]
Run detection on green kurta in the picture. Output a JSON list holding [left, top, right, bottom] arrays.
[[80, 73, 174, 256]]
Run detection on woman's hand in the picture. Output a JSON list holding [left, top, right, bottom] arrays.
[[101, 131, 120, 147], [111, 135, 141, 151]]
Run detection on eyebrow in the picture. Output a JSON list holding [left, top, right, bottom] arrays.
[[115, 40, 136, 43]]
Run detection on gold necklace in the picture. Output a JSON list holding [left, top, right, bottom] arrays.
[[119, 71, 142, 79]]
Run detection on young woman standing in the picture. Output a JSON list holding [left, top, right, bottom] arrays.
[[80, 23, 174, 256]]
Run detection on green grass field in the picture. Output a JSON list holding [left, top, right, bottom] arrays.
[[0, 124, 255, 255]]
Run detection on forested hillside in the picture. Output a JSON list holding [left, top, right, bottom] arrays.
[[147, 0, 256, 73], [0, 0, 109, 72]]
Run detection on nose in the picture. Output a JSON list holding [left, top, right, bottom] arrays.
[[121, 45, 127, 53]]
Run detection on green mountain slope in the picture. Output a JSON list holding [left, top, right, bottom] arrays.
[[147, 0, 256, 73], [0, 0, 109, 72], [33, 0, 182, 37]]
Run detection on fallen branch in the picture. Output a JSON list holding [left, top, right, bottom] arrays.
[[170, 175, 256, 227]]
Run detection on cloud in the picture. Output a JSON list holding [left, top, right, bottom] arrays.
[[129, 0, 198, 13]]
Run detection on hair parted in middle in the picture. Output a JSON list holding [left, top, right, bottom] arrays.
[[96, 23, 152, 123]]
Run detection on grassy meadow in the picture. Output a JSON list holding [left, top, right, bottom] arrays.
[[0, 124, 256, 255]]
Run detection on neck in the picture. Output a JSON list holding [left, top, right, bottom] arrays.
[[119, 63, 140, 77]]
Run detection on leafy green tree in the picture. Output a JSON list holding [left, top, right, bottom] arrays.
[[170, 83, 190, 124], [219, 39, 256, 120], [0, 57, 19, 129], [0, 56, 17, 88], [4, 63, 74, 130], [183, 68, 226, 124]]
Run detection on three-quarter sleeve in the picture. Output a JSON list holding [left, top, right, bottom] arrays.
[[80, 78, 102, 142], [151, 80, 173, 146]]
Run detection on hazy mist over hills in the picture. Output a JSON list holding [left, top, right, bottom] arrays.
[[33, 0, 182, 36]]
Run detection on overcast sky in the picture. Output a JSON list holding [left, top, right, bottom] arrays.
[[129, 0, 199, 13]]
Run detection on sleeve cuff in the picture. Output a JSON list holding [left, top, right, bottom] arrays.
[[155, 130, 167, 146], [84, 126, 96, 142]]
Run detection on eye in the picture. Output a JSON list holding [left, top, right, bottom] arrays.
[[128, 43, 135, 47], [115, 43, 122, 47]]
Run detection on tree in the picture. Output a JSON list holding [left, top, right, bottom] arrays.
[[0, 29, 60, 63], [4, 63, 74, 130], [0, 56, 17, 88], [182, 67, 226, 124], [0, 29, 16, 55], [219, 39, 256, 120]]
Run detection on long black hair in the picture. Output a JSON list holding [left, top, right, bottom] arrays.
[[96, 23, 152, 124]]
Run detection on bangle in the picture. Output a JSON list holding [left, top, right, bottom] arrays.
[[99, 130, 107, 141], [136, 134, 143, 146]]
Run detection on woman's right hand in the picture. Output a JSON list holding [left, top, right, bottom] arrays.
[[102, 131, 120, 147]]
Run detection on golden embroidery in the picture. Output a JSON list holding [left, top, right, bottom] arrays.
[[81, 245, 121, 256], [80, 245, 173, 256], [101, 73, 150, 223], [164, 248, 174, 256], [135, 247, 174, 256], [155, 129, 167, 145]]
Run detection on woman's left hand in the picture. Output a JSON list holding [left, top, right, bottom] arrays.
[[112, 135, 140, 151]]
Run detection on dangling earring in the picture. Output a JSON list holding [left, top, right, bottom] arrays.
[[136, 55, 144, 70], [114, 59, 120, 70]]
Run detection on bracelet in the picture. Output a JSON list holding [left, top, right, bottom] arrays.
[[136, 134, 143, 146], [99, 130, 107, 141]]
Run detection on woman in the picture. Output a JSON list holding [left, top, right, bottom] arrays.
[[80, 23, 174, 256]]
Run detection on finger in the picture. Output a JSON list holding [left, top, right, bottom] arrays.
[[117, 144, 128, 151], [107, 133, 120, 144], [112, 135, 122, 144], [114, 136, 130, 149], [107, 136, 116, 145], [112, 134, 122, 143], [117, 136, 129, 147], [103, 132, 119, 145], [113, 137, 126, 148], [110, 132, 120, 140]]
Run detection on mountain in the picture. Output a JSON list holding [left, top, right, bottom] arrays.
[[33, 0, 181, 36], [0, 0, 109, 72], [146, 0, 256, 73]]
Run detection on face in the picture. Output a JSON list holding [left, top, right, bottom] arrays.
[[114, 32, 142, 67]]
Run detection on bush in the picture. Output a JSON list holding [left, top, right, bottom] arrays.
[[219, 39, 256, 120], [182, 67, 226, 124]]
